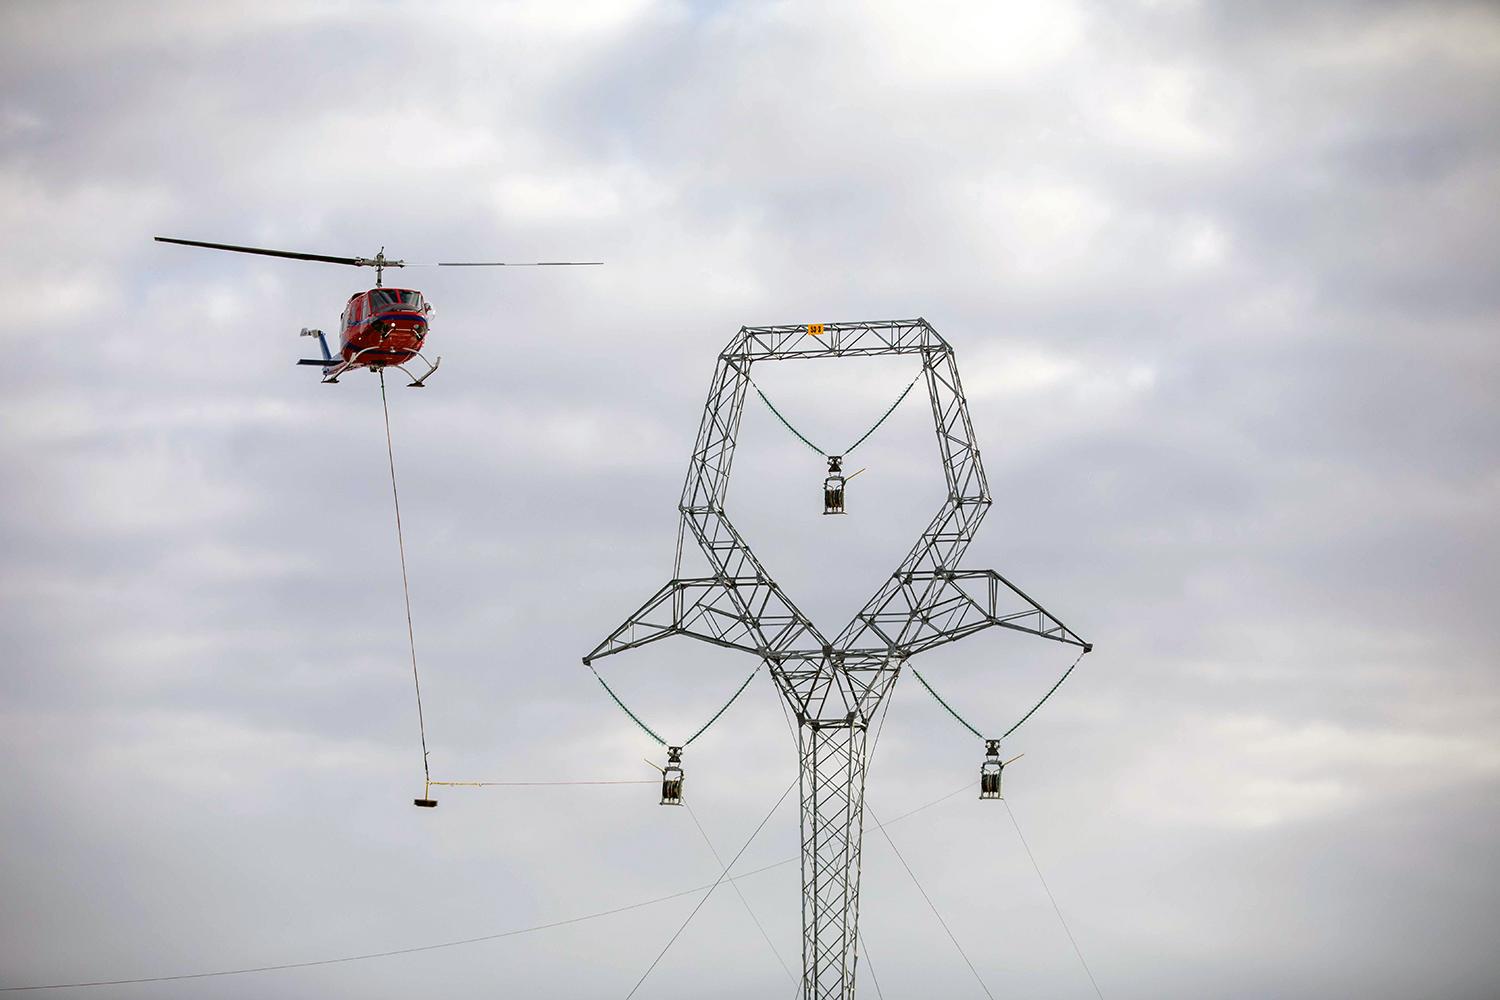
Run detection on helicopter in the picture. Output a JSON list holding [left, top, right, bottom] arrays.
[[155, 236, 601, 386]]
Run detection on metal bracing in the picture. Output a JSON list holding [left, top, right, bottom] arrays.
[[584, 319, 1089, 999], [799, 718, 870, 998]]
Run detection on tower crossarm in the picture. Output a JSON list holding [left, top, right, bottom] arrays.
[[855, 568, 1089, 657], [680, 509, 828, 652], [583, 318, 1093, 1000], [725, 318, 947, 362], [582, 577, 792, 663]]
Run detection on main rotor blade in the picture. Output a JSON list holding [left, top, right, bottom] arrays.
[[430, 261, 604, 266], [155, 237, 368, 267]]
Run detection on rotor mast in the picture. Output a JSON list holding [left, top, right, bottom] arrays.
[[358, 248, 402, 287]]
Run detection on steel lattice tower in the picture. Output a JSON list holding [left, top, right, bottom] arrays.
[[584, 319, 1089, 999]]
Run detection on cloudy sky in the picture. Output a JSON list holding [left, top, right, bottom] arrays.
[[2, 1, 1498, 997]]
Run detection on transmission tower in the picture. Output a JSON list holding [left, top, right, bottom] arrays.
[[584, 319, 1090, 999]]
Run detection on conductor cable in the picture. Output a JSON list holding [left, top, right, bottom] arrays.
[[868, 802, 996, 1000], [685, 801, 796, 984], [1, 779, 964, 993], [1004, 798, 1105, 999], [624, 775, 798, 999]]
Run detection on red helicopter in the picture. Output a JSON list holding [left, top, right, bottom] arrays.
[[155, 236, 600, 386]]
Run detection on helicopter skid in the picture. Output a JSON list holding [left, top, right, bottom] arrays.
[[319, 360, 353, 384], [395, 351, 441, 388], [299, 346, 440, 386]]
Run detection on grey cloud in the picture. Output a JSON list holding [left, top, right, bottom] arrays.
[[2, 1, 1498, 997]]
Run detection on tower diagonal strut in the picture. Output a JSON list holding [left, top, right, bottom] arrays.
[[585, 319, 1091, 999]]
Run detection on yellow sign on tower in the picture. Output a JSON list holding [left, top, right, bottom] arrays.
[[807, 323, 826, 336]]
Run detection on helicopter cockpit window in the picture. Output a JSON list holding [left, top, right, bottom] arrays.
[[369, 290, 424, 312]]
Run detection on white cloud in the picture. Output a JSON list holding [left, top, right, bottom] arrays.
[[1129, 714, 1500, 830], [829, 1, 1085, 85], [1097, 64, 1234, 160], [0, 172, 169, 330]]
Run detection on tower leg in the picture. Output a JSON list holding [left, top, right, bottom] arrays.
[[798, 719, 869, 1000]]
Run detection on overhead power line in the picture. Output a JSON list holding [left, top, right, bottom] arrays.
[[0, 780, 967, 994], [0, 880, 740, 994], [624, 776, 798, 998], [685, 801, 797, 983], [580, 319, 1094, 997], [1004, 799, 1106, 1000], [868, 803, 996, 1000], [858, 929, 886, 1000]]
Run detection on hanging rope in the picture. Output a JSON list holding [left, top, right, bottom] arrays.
[[749, 368, 923, 459], [426, 779, 656, 788], [911, 647, 1091, 743], [379, 370, 431, 786], [586, 662, 763, 750]]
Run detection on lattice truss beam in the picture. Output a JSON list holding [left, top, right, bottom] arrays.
[[582, 319, 1090, 1000], [800, 722, 868, 998], [584, 319, 1087, 712]]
